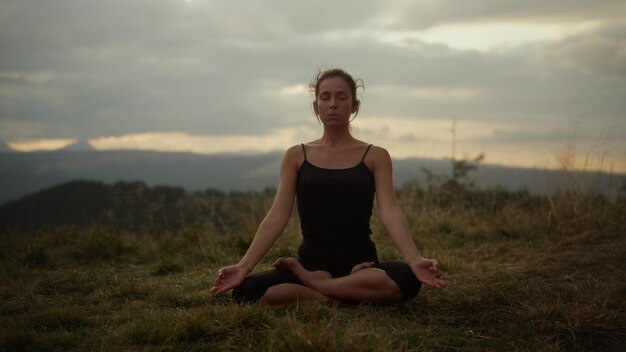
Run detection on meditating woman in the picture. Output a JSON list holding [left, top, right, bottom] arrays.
[[211, 68, 446, 305]]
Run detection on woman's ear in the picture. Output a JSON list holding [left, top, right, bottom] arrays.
[[351, 100, 360, 114]]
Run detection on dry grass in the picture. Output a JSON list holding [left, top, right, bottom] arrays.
[[1, 183, 625, 351]]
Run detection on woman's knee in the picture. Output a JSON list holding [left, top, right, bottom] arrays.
[[232, 269, 302, 304], [374, 261, 422, 300], [232, 277, 265, 304]]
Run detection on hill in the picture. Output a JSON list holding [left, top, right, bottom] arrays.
[[1, 149, 624, 206], [0, 150, 282, 206], [1, 170, 624, 351], [0, 180, 269, 234]]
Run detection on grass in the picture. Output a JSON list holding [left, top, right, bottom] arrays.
[[1, 184, 625, 351]]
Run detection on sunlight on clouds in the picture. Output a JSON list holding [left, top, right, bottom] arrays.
[[7, 126, 622, 173], [420, 24, 567, 51], [352, 117, 510, 161], [280, 84, 309, 96], [380, 22, 601, 51], [8, 138, 78, 152], [353, 117, 513, 146], [369, 85, 484, 100], [410, 87, 483, 100], [89, 128, 319, 154], [351, 117, 626, 173]]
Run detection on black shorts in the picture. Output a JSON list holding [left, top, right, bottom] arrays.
[[232, 259, 422, 304]]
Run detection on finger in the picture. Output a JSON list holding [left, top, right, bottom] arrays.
[[272, 258, 285, 268], [213, 273, 226, 286], [211, 284, 230, 295], [421, 276, 446, 289], [427, 281, 444, 289], [422, 267, 442, 278], [212, 288, 225, 295], [213, 272, 224, 284], [428, 278, 446, 289]]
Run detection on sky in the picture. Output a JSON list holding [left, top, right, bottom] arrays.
[[1, 0, 625, 172]]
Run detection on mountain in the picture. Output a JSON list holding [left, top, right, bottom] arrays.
[[0, 149, 283, 206], [0, 149, 623, 206], [58, 139, 96, 151], [0, 141, 15, 152]]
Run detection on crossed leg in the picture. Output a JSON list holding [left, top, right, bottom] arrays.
[[260, 268, 334, 305], [270, 258, 403, 303], [261, 283, 332, 306]]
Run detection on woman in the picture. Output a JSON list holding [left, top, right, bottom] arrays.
[[211, 68, 446, 305]]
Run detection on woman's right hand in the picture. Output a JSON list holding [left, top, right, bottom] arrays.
[[210, 265, 248, 295]]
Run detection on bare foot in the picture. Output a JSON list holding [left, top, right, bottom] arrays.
[[351, 261, 375, 274], [273, 258, 331, 288]]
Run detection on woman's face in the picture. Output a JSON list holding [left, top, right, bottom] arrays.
[[314, 77, 358, 126]]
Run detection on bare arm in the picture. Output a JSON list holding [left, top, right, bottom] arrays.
[[237, 146, 299, 271], [371, 147, 446, 289], [211, 145, 301, 294]]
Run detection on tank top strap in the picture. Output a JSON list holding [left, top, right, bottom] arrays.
[[361, 144, 373, 162], [300, 143, 308, 161]]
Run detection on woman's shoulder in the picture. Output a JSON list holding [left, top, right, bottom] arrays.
[[367, 145, 392, 160], [285, 143, 304, 154], [364, 145, 392, 173], [282, 144, 306, 166]]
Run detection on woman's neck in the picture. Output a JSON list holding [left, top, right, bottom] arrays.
[[318, 126, 356, 146]]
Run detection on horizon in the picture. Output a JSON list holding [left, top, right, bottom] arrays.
[[2, 140, 625, 176], [1, 143, 624, 207]]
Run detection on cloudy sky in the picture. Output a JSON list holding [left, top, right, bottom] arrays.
[[1, 0, 625, 172]]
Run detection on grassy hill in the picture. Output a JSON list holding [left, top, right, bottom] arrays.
[[2, 149, 624, 206], [1, 178, 625, 351]]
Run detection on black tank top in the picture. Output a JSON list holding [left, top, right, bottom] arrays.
[[296, 144, 375, 245]]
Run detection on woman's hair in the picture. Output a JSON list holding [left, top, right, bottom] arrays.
[[309, 68, 364, 119]]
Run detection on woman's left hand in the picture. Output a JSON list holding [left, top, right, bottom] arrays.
[[409, 258, 446, 289]]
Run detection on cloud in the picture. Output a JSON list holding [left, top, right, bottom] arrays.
[[280, 84, 309, 97], [88, 127, 319, 154], [478, 128, 566, 144], [541, 23, 626, 78], [8, 138, 77, 152], [0, 0, 624, 172], [390, 0, 626, 29]]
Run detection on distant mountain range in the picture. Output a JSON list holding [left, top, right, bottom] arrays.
[[1, 149, 624, 206]]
